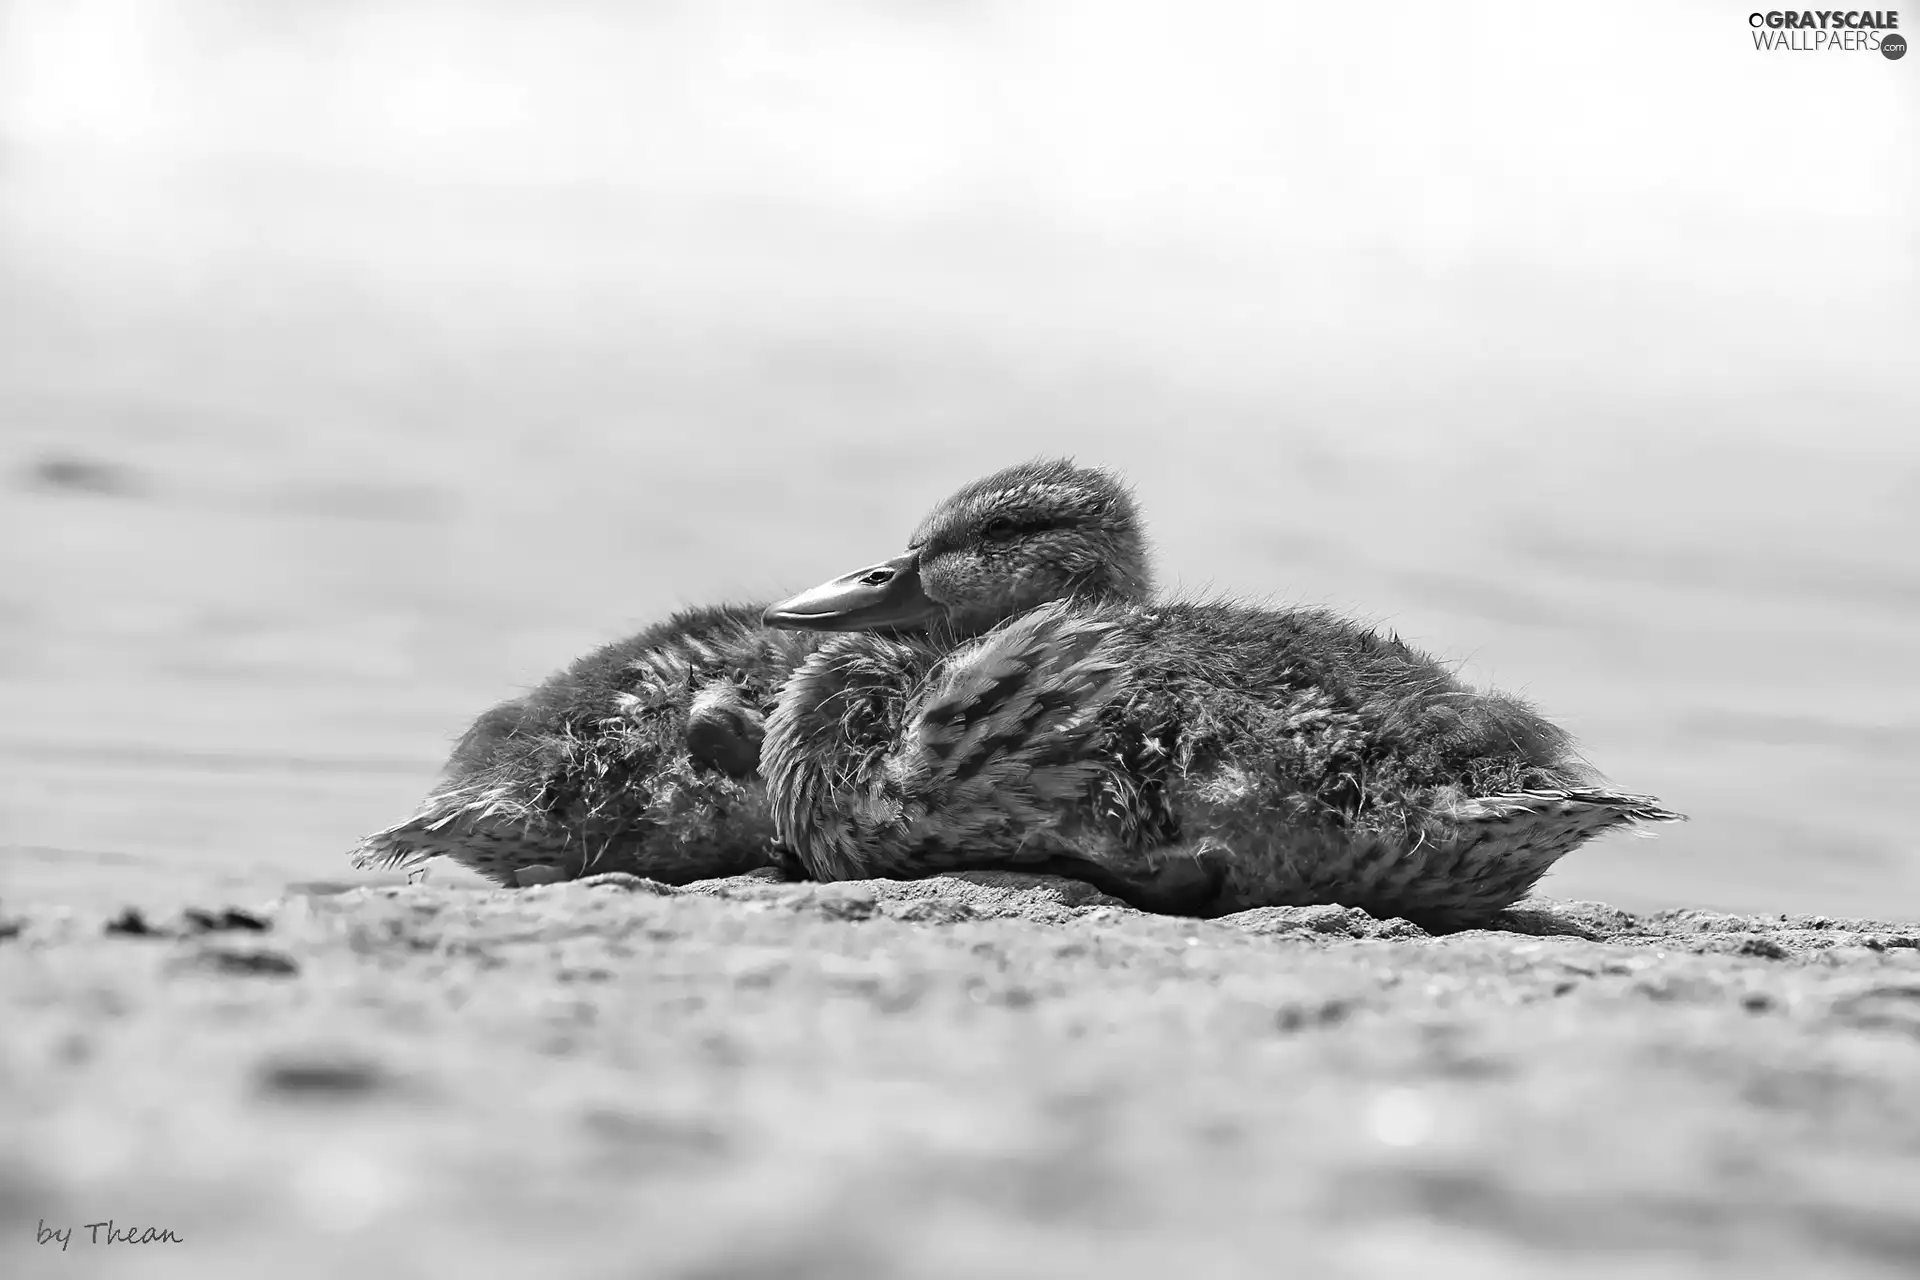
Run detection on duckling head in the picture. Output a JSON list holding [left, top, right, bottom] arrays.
[[764, 457, 1152, 642]]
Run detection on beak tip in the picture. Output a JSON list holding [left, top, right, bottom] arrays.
[[762, 599, 830, 632]]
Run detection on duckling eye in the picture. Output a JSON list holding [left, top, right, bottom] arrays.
[[981, 516, 1018, 542]]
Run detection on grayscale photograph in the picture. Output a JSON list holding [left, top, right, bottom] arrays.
[[2, 2, 1916, 1277]]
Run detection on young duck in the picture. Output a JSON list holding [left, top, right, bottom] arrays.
[[351, 604, 817, 887], [759, 458, 1681, 928]]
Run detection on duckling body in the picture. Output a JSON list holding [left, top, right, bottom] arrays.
[[760, 457, 1681, 927], [352, 604, 817, 887], [766, 599, 1678, 927]]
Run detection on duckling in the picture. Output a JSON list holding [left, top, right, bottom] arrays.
[[760, 458, 1681, 927], [351, 604, 817, 887]]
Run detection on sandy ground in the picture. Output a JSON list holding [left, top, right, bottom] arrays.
[[4, 872, 1920, 1279]]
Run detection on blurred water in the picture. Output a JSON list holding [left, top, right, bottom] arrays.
[[3, 0, 1917, 915]]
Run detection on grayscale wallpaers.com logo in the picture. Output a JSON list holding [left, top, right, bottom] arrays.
[[1748, 10, 1905, 55]]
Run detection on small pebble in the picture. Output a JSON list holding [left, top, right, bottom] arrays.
[[183, 907, 271, 933], [104, 908, 164, 938], [25, 454, 141, 496], [258, 1056, 391, 1100], [189, 948, 300, 977]]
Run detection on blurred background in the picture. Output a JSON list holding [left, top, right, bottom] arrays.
[[2, 0, 1916, 917]]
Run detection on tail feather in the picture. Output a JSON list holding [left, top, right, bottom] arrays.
[[349, 822, 437, 874], [1453, 786, 1685, 828], [349, 800, 475, 873], [1298, 786, 1689, 925], [347, 779, 548, 874]]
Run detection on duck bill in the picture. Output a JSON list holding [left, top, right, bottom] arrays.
[[763, 552, 939, 632]]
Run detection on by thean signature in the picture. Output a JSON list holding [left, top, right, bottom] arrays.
[[36, 1219, 184, 1249]]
